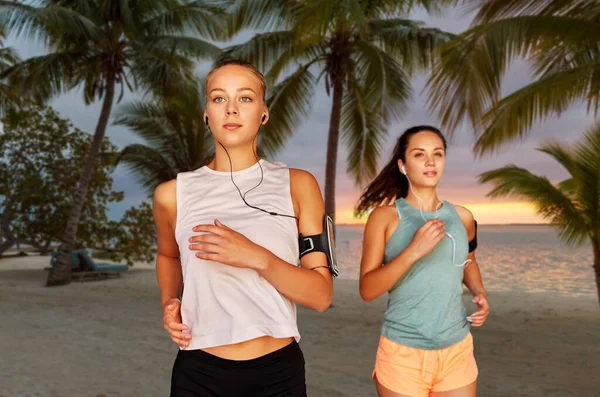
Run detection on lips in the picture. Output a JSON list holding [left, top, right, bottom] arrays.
[[223, 123, 241, 130], [423, 171, 438, 177]]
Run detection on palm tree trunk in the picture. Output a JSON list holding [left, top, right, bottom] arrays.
[[46, 74, 116, 286], [0, 204, 16, 255], [324, 76, 344, 228], [593, 238, 600, 311]]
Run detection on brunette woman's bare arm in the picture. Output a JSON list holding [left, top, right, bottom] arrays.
[[456, 205, 489, 326]]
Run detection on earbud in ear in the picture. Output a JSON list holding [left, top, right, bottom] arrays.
[[401, 165, 406, 174], [261, 114, 266, 122]]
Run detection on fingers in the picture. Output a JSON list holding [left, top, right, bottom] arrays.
[[189, 242, 221, 253], [193, 220, 235, 235], [468, 295, 490, 327], [214, 219, 231, 229], [468, 312, 488, 327], [195, 252, 221, 261], [428, 222, 446, 240], [473, 295, 490, 311], [421, 219, 444, 233], [162, 299, 192, 348], [188, 234, 222, 244], [192, 224, 227, 236], [164, 325, 192, 348]]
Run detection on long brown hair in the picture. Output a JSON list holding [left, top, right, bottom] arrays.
[[355, 126, 447, 216]]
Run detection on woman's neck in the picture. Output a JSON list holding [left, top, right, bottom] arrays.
[[404, 188, 442, 212], [208, 145, 260, 172]]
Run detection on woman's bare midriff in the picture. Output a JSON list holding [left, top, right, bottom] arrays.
[[201, 335, 295, 360]]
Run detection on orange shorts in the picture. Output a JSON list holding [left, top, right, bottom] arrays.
[[373, 333, 478, 396]]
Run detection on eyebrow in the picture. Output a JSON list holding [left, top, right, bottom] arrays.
[[209, 87, 257, 95], [410, 147, 445, 152]]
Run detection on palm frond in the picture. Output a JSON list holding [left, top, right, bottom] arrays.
[[143, 36, 221, 60], [290, 0, 341, 37], [473, 63, 600, 156], [537, 141, 580, 180], [260, 63, 316, 156], [0, 81, 20, 112], [115, 144, 178, 194], [0, 1, 102, 43], [478, 165, 588, 246], [218, 31, 296, 74], [264, 41, 324, 87], [228, 0, 290, 34], [1, 51, 88, 103], [0, 46, 19, 70], [571, 122, 600, 233], [141, 0, 229, 41], [353, 40, 411, 122], [113, 100, 176, 146], [369, 18, 454, 72], [426, 14, 600, 138], [341, 81, 386, 185], [465, 0, 600, 23], [129, 46, 197, 99], [114, 93, 213, 191]]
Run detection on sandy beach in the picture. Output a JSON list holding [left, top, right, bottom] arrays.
[[1, 255, 599, 397]]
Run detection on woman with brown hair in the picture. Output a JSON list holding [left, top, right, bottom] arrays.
[[357, 126, 489, 397]]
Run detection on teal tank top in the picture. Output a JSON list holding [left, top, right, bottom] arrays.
[[381, 198, 470, 350]]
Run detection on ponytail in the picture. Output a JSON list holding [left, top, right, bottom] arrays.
[[355, 158, 407, 216]]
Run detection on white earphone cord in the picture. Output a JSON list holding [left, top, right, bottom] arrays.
[[404, 168, 470, 268]]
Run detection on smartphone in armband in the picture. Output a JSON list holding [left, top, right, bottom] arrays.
[[298, 214, 339, 277]]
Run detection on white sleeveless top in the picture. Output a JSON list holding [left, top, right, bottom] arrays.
[[175, 159, 300, 350]]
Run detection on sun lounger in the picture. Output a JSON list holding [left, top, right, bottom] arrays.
[[73, 250, 128, 281], [45, 249, 128, 281]]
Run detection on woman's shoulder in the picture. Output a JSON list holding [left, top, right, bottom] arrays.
[[367, 205, 399, 229], [289, 167, 317, 183], [449, 203, 476, 238], [289, 168, 321, 204], [449, 203, 474, 222], [153, 179, 177, 210]]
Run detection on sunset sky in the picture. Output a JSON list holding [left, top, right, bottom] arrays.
[[8, 6, 596, 225]]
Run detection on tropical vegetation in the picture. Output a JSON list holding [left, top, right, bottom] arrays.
[[427, 0, 600, 156], [479, 122, 600, 309], [0, 0, 225, 285], [223, 0, 454, 223]]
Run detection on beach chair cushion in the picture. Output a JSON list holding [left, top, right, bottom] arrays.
[[77, 250, 129, 272]]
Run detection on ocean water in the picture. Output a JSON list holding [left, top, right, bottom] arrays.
[[335, 224, 597, 297]]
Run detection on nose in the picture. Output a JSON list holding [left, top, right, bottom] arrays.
[[425, 155, 436, 167], [226, 106, 239, 117]]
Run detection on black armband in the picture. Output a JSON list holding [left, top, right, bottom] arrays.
[[468, 220, 478, 252], [298, 214, 339, 277]]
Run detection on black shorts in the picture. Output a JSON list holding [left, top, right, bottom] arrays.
[[171, 340, 306, 397]]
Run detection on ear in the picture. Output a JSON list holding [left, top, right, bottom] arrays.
[[397, 159, 405, 174], [261, 107, 269, 125], [204, 112, 208, 125]]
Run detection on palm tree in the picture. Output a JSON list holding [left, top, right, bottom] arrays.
[[0, 0, 226, 286], [222, 0, 454, 225], [479, 122, 600, 309], [112, 87, 213, 195], [0, 26, 20, 111], [427, 0, 600, 156]]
